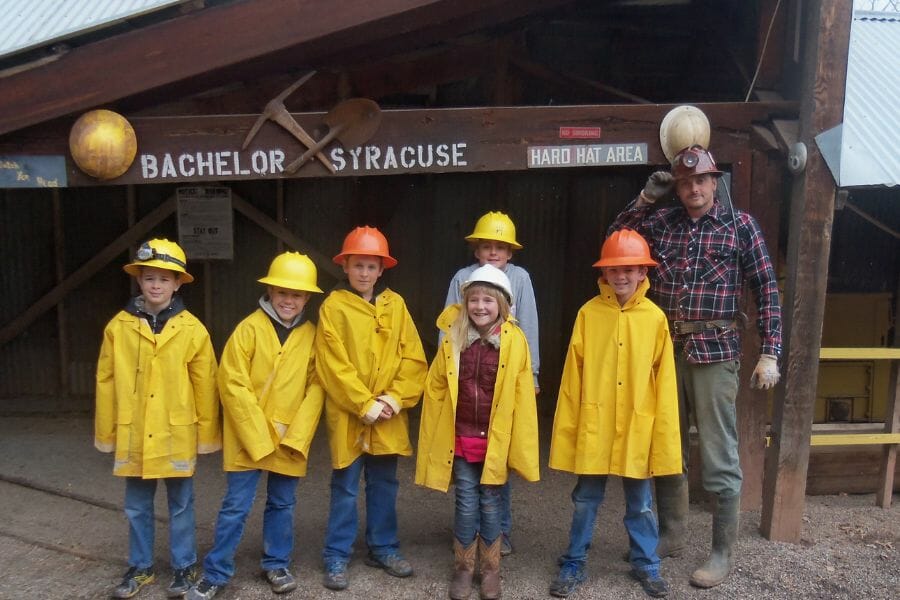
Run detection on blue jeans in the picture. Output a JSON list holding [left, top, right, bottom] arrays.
[[560, 476, 660, 575], [124, 476, 196, 570], [322, 454, 400, 565], [675, 356, 742, 496], [452, 457, 502, 546], [202, 470, 299, 585]]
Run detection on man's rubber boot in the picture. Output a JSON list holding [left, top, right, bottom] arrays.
[[690, 493, 739, 588], [449, 539, 477, 600], [655, 475, 689, 559], [478, 536, 502, 600]]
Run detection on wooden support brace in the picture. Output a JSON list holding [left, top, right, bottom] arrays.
[[230, 194, 343, 280], [0, 197, 177, 348]]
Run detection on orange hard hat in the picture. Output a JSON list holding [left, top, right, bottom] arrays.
[[333, 226, 398, 269], [593, 229, 658, 268], [671, 144, 723, 181]]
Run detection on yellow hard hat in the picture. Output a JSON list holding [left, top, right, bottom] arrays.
[[123, 238, 194, 282], [258, 252, 323, 293], [464, 211, 522, 249]]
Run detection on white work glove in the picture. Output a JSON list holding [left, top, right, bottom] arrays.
[[637, 171, 674, 207], [750, 354, 780, 390]]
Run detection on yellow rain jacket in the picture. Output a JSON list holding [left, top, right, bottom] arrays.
[[218, 309, 324, 477], [549, 278, 681, 478], [416, 305, 540, 492], [316, 287, 427, 469], [95, 308, 219, 478]]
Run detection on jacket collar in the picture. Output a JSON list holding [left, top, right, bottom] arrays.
[[258, 294, 307, 329], [597, 277, 651, 310], [125, 294, 185, 333]]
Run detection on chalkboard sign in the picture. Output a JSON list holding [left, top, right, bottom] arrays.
[[0, 155, 67, 188]]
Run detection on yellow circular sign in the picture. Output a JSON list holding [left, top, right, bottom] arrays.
[[69, 109, 137, 180]]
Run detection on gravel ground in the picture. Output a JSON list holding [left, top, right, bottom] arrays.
[[0, 415, 897, 600]]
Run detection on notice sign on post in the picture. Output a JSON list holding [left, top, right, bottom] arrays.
[[177, 187, 234, 260]]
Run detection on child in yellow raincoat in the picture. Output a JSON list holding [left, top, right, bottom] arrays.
[[188, 252, 325, 600], [417, 264, 539, 600], [315, 226, 427, 591], [95, 238, 219, 599], [548, 229, 681, 599]]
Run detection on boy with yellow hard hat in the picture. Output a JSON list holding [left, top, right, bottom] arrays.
[[189, 252, 325, 599], [95, 238, 220, 599]]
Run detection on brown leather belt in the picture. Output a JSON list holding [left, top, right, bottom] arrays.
[[671, 320, 737, 335]]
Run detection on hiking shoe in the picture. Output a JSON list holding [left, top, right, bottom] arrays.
[[185, 578, 222, 600], [323, 561, 349, 591], [630, 568, 670, 598], [500, 533, 514, 556], [364, 552, 414, 578], [113, 566, 156, 599], [549, 562, 586, 598], [264, 567, 298, 594], [167, 564, 198, 597]]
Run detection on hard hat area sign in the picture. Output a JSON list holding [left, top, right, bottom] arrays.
[[176, 187, 234, 260], [528, 143, 647, 168]]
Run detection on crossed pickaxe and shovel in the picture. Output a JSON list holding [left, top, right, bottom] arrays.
[[242, 71, 382, 174]]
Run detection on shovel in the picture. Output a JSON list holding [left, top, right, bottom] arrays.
[[284, 98, 382, 173]]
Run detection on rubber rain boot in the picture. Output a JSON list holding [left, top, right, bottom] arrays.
[[449, 538, 477, 600], [655, 475, 688, 559], [478, 536, 502, 600], [689, 493, 739, 588]]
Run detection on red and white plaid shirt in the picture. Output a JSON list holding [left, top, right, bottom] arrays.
[[612, 198, 782, 364]]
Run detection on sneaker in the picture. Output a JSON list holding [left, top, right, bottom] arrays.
[[323, 561, 349, 591], [264, 568, 298, 594], [167, 564, 198, 598], [630, 568, 670, 598], [500, 533, 514, 556], [113, 566, 156, 599], [185, 578, 222, 600], [549, 562, 586, 598], [364, 552, 413, 578]]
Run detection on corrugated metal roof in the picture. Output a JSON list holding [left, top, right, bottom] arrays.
[[819, 3, 900, 187], [0, 0, 190, 60]]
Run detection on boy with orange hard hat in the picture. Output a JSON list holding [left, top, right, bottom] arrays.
[[548, 229, 681, 599], [95, 238, 220, 599], [316, 226, 428, 591], [443, 210, 539, 556], [188, 252, 325, 599]]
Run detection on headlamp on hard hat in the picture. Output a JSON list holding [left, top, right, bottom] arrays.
[[135, 242, 187, 269], [671, 144, 723, 180]]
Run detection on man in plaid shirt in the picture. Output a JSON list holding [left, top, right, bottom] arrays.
[[610, 145, 782, 589]]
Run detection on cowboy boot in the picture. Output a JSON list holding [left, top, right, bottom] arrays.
[[478, 536, 502, 600], [690, 493, 739, 588], [655, 474, 688, 558], [449, 539, 477, 600]]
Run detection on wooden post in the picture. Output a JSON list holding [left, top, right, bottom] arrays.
[[760, 0, 852, 542], [732, 149, 767, 511], [875, 274, 900, 507], [52, 189, 68, 396], [276, 180, 285, 254]]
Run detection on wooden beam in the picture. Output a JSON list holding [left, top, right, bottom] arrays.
[[1, 102, 798, 187], [876, 275, 900, 508], [52, 189, 68, 395], [231, 194, 343, 281], [0, 197, 177, 348], [0, 0, 573, 136], [820, 347, 900, 360], [760, 0, 852, 543]]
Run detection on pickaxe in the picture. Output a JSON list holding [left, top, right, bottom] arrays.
[[242, 71, 336, 174]]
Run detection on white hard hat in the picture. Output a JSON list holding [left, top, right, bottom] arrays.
[[461, 264, 514, 304], [659, 105, 711, 162]]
